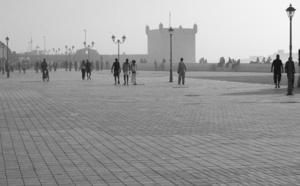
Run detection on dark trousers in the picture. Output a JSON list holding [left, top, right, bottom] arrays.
[[178, 72, 185, 84], [86, 70, 91, 79], [81, 69, 86, 80], [273, 72, 281, 84]]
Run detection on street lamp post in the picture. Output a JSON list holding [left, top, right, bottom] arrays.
[[2, 43, 4, 74], [83, 42, 94, 61], [298, 49, 300, 87], [53, 48, 60, 62], [286, 4, 296, 94], [36, 45, 39, 55], [6, 37, 9, 78], [111, 35, 126, 63], [169, 27, 174, 83], [65, 45, 74, 62]]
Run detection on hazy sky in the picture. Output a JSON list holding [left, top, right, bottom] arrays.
[[1, 0, 300, 62]]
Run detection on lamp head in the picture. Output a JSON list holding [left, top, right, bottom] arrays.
[[286, 4, 296, 18], [83, 41, 86, 47], [112, 35, 115, 42], [122, 35, 126, 42], [6, 37, 9, 42], [91, 42, 94, 47]]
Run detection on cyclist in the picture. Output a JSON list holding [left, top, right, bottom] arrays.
[[41, 59, 49, 81]]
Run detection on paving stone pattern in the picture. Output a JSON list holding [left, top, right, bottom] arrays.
[[1, 70, 300, 186]]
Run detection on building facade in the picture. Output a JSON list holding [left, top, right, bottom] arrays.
[[146, 23, 197, 63]]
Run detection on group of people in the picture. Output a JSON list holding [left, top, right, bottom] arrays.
[[271, 54, 296, 95], [111, 58, 138, 85], [79, 59, 92, 80]]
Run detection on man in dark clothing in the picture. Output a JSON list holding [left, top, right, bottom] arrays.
[[111, 58, 121, 85], [41, 59, 49, 81], [86, 60, 92, 80], [285, 57, 295, 95], [271, 54, 283, 88]]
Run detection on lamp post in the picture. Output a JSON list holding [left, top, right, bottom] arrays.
[[286, 4, 296, 94], [286, 4, 296, 59], [298, 49, 300, 87], [2, 43, 4, 74], [53, 48, 60, 62], [36, 45, 39, 55], [65, 45, 74, 62], [6, 37, 9, 78], [83, 42, 94, 61], [111, 35, 126, 63], [169, 27, 174, 83]]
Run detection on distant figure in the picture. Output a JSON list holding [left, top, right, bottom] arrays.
[[41, 59, 49, 81], [86, 60, 92, 80], [100, 60, 103, 71], [122, 58, 130, 86], [65, 60, 68, 71], [69, 61, 72, 71], [285, 57, 295, 95], [18, 61, 21, 74], [53, 61, 58, 71], [177, 58, 186, 85], [74, 61, 78, 71], [35, 61, 39, 73], [271, 54, 283, 88], [106, 60, 109, 69], [111, 58, 121, 85], [131, 60, 137, 85], [79, 60, 86, 80], [154, 60, 157, 71]]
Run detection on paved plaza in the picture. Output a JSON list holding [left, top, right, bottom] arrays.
[[0, 70, 300, 186]]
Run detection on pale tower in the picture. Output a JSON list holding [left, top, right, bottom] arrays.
[[146, 23, 197, 63]]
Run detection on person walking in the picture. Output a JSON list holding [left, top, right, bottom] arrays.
[[285, 57, 295, 95], [122, 59, 130, 86], [86, 60, 91, 80], [177, 58, 186, 85], [41, 59, 49, 81], [131, 60, 137, 85], [79, 60, 86, 80], [271, 54, 283, 88], [111, 58, 121, 85]]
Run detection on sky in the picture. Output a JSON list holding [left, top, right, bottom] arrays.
[[1, 0, 300, 62]]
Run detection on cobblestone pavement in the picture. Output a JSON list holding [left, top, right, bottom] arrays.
[[1, 70, 300, 186]]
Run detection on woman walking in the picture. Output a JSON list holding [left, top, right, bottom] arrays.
[[131, 60, 137, 85], [80, 60, 86, 80]]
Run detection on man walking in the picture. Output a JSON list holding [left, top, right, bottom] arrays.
[[271, 54, 283, 88], [111, 58, 121, 85], [122, 59, 130, 86], [285, 57, 295, 95], [177, 58, 186, 85]]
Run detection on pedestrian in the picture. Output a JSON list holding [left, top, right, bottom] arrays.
[[122, 58, 130, 86], [79, 60, 86, 80], [100, 60, 103, 71], [285, 57, 295, 95], [131, 60, 137, 85], [41, 59, 49, 81], [177, 57, 186, 85], [69, 61, 72, 71], [18, 61, 21, 74], [154, 60, 157, 71], [86, 59, 91, 80], [111, 58, 121, 85], [74, 61, 78, 71], [271, 54, 283, 88], [35, 60, 39, 73]]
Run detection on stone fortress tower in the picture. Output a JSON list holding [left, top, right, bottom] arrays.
[[146, 23, 197, 63]]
